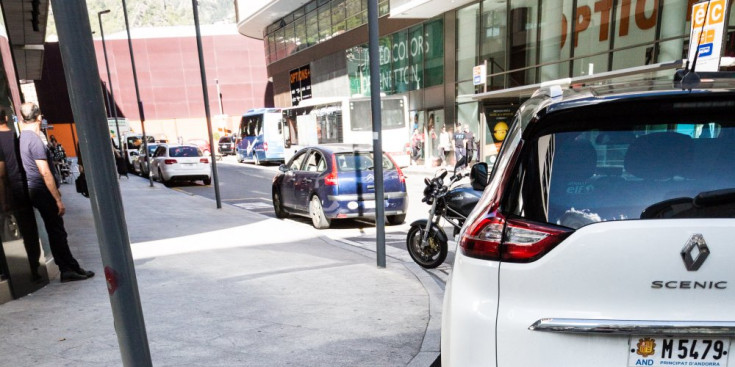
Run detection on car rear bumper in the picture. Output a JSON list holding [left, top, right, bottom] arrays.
[[323, 192, 408, 218]]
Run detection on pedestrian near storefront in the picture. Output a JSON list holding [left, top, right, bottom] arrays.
[[438, 125, 451, 167], [463, 124, 475, 165], [19, 102, 94, 283], [453, 122, 467, 171], [0, 109, 42, 281]]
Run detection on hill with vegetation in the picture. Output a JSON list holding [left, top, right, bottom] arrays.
[[47, 0, 236, 39]]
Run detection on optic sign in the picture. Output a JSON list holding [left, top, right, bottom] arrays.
[[290, 65, 312, 105], [473, 64, 486, 86], [688, 0, 729, 71]]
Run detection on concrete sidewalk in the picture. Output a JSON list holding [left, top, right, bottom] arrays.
[[0, 176, 443, 366]]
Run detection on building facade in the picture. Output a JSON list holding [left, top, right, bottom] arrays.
[[238, 0, 735, 166]]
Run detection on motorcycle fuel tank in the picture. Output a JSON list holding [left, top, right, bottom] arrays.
[[445, 184, 483, 218]]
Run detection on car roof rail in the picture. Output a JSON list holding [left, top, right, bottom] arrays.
[[532, 78, 571, 99]]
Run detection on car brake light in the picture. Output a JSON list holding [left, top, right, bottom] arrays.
[[460, 212, 573, 263], [164, 159, 177, 165], [325, 155, 338, 186], [264, 142, 268, 152], [385, 153, 405, 183], [200, 158, 209, 163]]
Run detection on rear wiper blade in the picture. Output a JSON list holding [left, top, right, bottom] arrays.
[[694, 188, 735, 207]]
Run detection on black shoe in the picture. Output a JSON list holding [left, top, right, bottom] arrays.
[[74, 268, 95, 278], [60, 270, 90, 283]]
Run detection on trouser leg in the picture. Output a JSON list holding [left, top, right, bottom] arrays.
[[28, 189, 79, 272]]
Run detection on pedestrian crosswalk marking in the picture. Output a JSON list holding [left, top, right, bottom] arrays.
[[233, 202, 272, 210]]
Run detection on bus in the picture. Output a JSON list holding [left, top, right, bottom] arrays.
[[281, 95, 410, 166], [236, 108, 286, 165]]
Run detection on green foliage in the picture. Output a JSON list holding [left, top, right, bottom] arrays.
[[47, 0, 236, 39]]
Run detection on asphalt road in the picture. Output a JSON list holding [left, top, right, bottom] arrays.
[[147, 154, 456, 277]]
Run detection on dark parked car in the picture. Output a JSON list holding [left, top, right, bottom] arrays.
[[272, 144, 408, 229], [218, 136, 236, 155]]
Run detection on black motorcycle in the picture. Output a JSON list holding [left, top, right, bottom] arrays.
[[406, 162, 489, 268]]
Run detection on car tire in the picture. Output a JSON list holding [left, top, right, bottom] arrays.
[[309, 195, 330, 229], [203, 177, 211, 185], [272, 190, 289, 219], [159, 169, 172, 187], [253, 154, 261, 166], [386, 214, 406, 225], [236, 153, 243, 163]]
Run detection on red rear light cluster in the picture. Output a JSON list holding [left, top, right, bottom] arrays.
[[200, 158, 209, 163], [324, 154, 339, 186], [164, 159, 177, 165], [385, 153, 405, 183], [264, 142, 269, 152], [460, 212, 573, 263]]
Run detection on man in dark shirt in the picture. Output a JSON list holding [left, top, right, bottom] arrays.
[[19, 102, 93, 283], [453, 122, 467, 171], [0, 109, 42, 281]]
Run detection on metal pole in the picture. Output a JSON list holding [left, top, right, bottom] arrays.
[[367, 0, 386, 268], [121, 0, 153, 187], [49, 2, 152, 366], [192, 0, 222, 208], [215, 78, 224, 116], [99, 10, 124, 158]]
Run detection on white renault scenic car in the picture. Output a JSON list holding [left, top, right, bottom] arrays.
[[442, 74, 735, 366]]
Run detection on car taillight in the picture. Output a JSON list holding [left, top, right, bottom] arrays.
[[200, 158, 209, 163], [164, 159, 177, 165], [264, 142, 268, 152], [325, 154, 338, 186], [460, 212, 573, 263], [385, 153, 405, 183]]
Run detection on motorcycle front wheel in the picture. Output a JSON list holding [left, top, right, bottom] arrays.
[[406, 224, 447, 269]]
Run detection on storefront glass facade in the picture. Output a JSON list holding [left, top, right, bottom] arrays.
[[455, 0, 727, 91], [264, 0, 390, 64], [345, 18, 444, 96]]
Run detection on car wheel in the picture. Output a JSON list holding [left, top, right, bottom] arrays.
[[272, 190, 289, 219], [253, 154, 261, 166], [203, 177, 211, 185], [236, 153, 243, 163], [387, 214, 406, 225], [159, 169, 172, 187], [309, 195, 330, 229]]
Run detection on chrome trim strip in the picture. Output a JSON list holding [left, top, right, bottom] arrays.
[[328, 192, 407, 201], [529, 319, 735, 336]]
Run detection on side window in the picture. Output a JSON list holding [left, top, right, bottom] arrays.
[[289, 151, 308, 171], [154, 146, 165, 157], [305, 151, 327, 172], [316, 153, 327, 172]]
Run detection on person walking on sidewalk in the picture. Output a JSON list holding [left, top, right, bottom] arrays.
[[18, 102, 94, 283], [0, 109, 42, 281]]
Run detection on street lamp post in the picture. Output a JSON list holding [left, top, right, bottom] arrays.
[[121, 0, 153, 187], [98, 9, 124, 164], [192, 0, 222, 209]]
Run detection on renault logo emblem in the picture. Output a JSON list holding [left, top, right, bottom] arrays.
[[681, 234, 710, 271]]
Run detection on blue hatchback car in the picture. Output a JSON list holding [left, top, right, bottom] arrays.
[[272, 144, 408, 229]]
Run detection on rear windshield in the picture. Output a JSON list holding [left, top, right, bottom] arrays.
[[169, 146, 200, 157], [219, 137, 232, 143], [507, 121, 735, 229], [335, 153, 395, 172]]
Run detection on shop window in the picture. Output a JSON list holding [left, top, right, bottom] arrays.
[[481, 0, 507, 90], [424, 19, 444, 87], [538, 1, 572, 82], [318, 4, 332, 42], [409, 25, 424, 91], [306, 9, 319, 47], [457, 4, 479, 84], [332, 0, 346, 36]]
